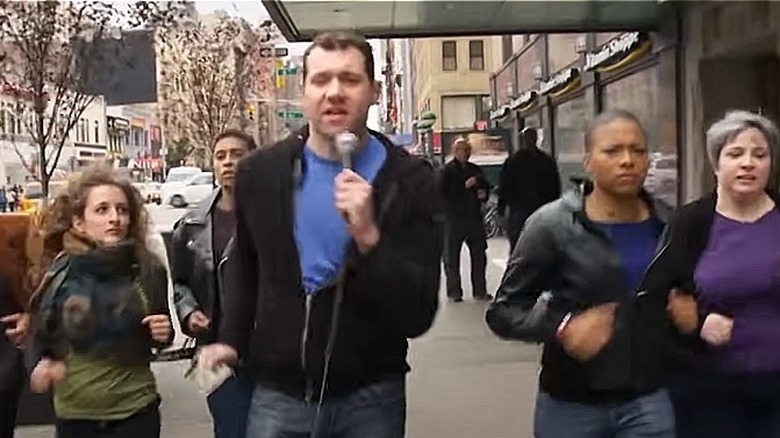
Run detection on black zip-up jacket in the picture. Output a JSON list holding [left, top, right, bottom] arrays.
[[642, 189, 780, 367], [172, 189, 234, 344], [221, 128, 443, 401], [486, 184, 677, 403], [497, 147, 561, 216]]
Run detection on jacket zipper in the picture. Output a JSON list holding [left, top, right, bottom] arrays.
[[635, 239, 670, 297], [302, 293, 313, 403]]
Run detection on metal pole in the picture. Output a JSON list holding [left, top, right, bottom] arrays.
[[270, 49, 278, 142]]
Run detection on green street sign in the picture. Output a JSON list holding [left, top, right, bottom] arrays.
[[276, 67, 298, 76], [277, 110, 303, 119]]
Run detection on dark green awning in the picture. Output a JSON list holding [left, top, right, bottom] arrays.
[[262, 0, 665, 42]]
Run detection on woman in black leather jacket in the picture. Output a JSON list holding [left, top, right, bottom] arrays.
[[171, 130, 256, 438], [487, 109, 690, 438]]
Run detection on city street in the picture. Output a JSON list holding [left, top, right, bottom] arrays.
[[17, 205, 541, 438]]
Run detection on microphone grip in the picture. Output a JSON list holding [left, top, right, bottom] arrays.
[[341, 154, 352, 170]]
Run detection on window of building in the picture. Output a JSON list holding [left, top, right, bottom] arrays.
[[553, 90, 594, 189], [441, 95, 477, 130], [442, 41, 457, 71], [469, 40, 484, 71], [78, 118, 87, 143], [94, 120, 99, 144], [476, 95, 491, 122], [602, 63, 678, 205]]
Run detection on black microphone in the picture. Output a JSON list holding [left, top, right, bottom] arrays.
[[335, 132, 357, 170]]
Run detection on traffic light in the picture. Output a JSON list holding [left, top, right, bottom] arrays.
[[247, 104, 255, 121]]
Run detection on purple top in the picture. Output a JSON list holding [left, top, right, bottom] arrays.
[[694, 209, 780, 374]]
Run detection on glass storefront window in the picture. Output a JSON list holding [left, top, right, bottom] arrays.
[[596, 32, 623, 46], [515, 36, 544, 92], [602, 62, 678, 205], [553, 90, 594, 190], [547, 34, 584, 73]]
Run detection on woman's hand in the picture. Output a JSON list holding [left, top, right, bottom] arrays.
[[700, 313, 733, 347], [30, 359, 66, 393], [559, 302, 617, 361], [142, 314, 172, 343], [667, 289, 699, 334]]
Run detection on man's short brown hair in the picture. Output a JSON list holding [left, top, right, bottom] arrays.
[[303, 31, 374, 82]]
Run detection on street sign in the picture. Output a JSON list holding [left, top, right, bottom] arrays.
[[275, 67, 298, 76], [258, 47, 290, 58], [277, 110, 303, 119]]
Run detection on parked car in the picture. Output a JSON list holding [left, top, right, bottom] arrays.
[[132, 182, 162, 205], [164, 172, 213, 208]]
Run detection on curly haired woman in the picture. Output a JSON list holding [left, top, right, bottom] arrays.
[[27, 165, 174, 438]]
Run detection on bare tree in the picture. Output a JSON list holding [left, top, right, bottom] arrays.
[[0, 0, 181, 195], [158, 12, 256, 169]]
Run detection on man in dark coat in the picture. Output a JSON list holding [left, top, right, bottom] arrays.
[[498, 127, 561, 253]]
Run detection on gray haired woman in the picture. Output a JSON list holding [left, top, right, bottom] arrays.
[[648, 110, 780, 437]]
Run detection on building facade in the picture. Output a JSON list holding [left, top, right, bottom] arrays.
[[411, 36, 502, 155], [0, 84, 109, 185], [106, 103, 163, 179], [490, 27, 679, 206]]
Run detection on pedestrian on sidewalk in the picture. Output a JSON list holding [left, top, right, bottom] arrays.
[[439, 137, 492, 302], [0, 187, 7, 213], [497, 127, 561, 254], [657, 110, 780, 438], [172, 130, 256, 438], [199, 31, 442, 438], [487, 110, 688, 437], [26, 165, 174, 438]]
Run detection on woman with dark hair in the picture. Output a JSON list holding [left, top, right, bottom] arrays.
[[487, 109, 689, 437], [172, 129, 256, 438], [27, 164, 174, 438]]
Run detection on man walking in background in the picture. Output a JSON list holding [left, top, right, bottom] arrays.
[[498, 127, 561, 253], [440, 138, 491, 303]]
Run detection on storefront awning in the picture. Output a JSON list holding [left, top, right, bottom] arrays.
[[262, 0, 665, 42]]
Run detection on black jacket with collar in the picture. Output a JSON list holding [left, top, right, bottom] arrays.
[[487, 183, 677, 402], [221, 128, 443, 400], [642, 189, 780, 365], [172, 189, 234, 344]]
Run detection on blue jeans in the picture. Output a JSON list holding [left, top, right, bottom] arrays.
[[246, 379, 405, 438], [534, 390, 675, 438], [207, 376, 254, 438]]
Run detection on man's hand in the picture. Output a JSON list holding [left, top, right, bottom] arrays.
[[142, 314, 172, 343], [334, 169, 380, 254], [700, 313, 733, 347], [559, 303, 617, 362], [198, 343, 238, 369], [30, 359, 66, 393], [667, 289, 698, 334], [1, 312, 30, 346], [187, 310, 210, 334], [465, 176, 478, 189]]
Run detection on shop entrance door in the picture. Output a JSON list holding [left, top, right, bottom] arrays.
[[699, 54, 780, 191]]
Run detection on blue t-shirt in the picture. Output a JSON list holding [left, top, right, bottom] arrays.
[[594, 218, 662, 292], [294, 135, 387, 294]]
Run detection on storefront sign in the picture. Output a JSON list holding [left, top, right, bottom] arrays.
[[509, 90, 538, 112], [540, 67, 581, 98], [585, 32, 652, 73], [489, 105, 510, 121]]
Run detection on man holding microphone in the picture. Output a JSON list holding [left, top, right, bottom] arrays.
[[200, 31, 442, 438]]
